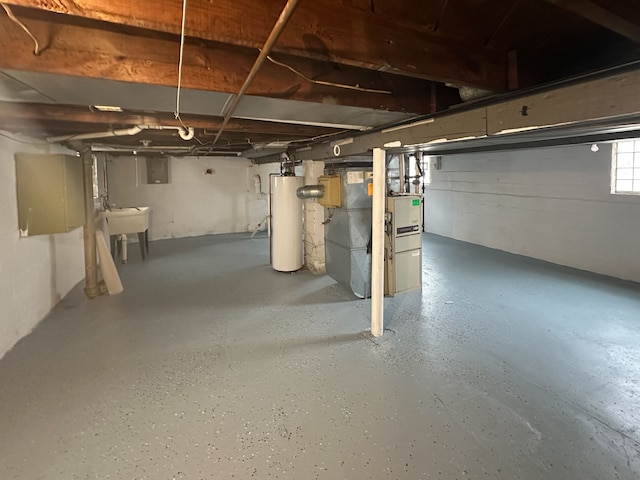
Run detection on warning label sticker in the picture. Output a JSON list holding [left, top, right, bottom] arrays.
[[346, 171, 364, 184]]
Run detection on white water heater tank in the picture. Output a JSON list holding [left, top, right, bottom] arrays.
[[271, 175, 303, 272]]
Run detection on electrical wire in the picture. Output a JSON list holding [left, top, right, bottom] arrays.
[[288, 129, 353, 144], [266, 55, 392, 95], [175, 0, 187, 119], [1, 3, 40, 55], [172, 0, 204, 145]]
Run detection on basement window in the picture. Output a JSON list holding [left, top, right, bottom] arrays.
[[612, 139, 640, 194]]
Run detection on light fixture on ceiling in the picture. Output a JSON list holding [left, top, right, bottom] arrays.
[[93, 105, 123, 112], [591, 143, 599, 152]]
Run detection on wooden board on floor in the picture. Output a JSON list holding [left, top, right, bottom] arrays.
[[96, 231, 124, 295]]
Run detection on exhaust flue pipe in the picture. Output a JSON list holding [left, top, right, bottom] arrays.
[[296, 184, 325, 199]]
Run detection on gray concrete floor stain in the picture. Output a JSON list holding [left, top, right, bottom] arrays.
[[1, 233, 639, 479]]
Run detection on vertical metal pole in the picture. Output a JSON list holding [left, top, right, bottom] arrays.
[[371, 148, 386, 337], [399, 154, 406, 193], [81, 146, 100, 299]]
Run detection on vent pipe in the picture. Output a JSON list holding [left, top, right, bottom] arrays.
[[296, 184, 324, 199]]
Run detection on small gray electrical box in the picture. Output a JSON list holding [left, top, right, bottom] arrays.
[[146, 157, 169, 184]]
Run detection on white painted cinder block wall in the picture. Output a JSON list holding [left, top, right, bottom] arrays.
[[424, 143, 640, 283], [302, 160, 326, 273], [107, 156, 278, 239], [0, 136, 85, 360]]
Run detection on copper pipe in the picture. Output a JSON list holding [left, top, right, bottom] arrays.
[[212, 0, 301, 146]]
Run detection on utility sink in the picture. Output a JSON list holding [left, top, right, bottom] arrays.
[[103, 207, 150, 235]]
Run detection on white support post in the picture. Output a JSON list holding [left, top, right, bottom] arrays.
[[371, 147, 386, 337]]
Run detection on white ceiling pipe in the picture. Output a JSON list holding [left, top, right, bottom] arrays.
[[47, 124, 198, 144], [47, 125, 143, 143], [144, 125, 194, 139], [178, 126, 195, 140]]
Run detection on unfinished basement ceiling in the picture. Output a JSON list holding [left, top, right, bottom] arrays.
[[0, 0, 639, 157]]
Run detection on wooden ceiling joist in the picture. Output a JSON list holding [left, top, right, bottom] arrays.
[[545, 0, 640, 43], [4, 0, 508, 90], [0, 13, 438, 115]]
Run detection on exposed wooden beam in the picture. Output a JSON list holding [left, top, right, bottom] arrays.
[[546, 0, 640, 43], [0, 102, 343, 137], [295, 67, 640, 161], [0, 12, 436, 114], [4, 0, 508, 90]]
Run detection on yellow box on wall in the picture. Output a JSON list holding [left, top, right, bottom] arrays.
[[318, 174, 341, 208], [15, 153, 85, 236]]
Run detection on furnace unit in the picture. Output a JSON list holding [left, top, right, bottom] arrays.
[[385, 195, 422, 296], [319, 155, 423, 298]]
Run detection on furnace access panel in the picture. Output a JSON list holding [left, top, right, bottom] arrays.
[[386, 195, 422, 296]]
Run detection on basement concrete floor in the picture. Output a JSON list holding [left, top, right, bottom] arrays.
[[1, 233, 639, 480]]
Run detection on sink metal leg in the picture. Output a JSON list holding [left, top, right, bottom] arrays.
[[120, 234, 128, 264], [138, 231, 148, 260], [110, 235, 117, 260]]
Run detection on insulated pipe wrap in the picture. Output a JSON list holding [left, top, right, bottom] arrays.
[[296, 184, 325, 199]]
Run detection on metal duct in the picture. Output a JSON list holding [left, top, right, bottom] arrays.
[[296, 184, 325, 199], [458, 86, 495, 102]]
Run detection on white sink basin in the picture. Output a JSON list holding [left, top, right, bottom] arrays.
[[103, 207, 150, 235]]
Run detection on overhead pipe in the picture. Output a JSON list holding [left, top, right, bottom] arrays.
[[90, 145, 194, 153], [211, 0, 301, 146], [47, 126, 143, 143], [178, 126, 195, 140], [47, 125, 195, 144]]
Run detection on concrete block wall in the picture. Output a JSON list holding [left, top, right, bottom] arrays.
[[107, 156, 277, 239], [0, 136, 85, 360], [424, 143, 640, 283]]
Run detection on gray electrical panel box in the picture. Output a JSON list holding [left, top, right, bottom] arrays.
[[15, 153, 85, 236], [385, 195, 422, 296], [147, 157, 170, 184]]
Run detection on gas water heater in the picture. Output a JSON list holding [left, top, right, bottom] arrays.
[[270, 175, 303, 272]]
